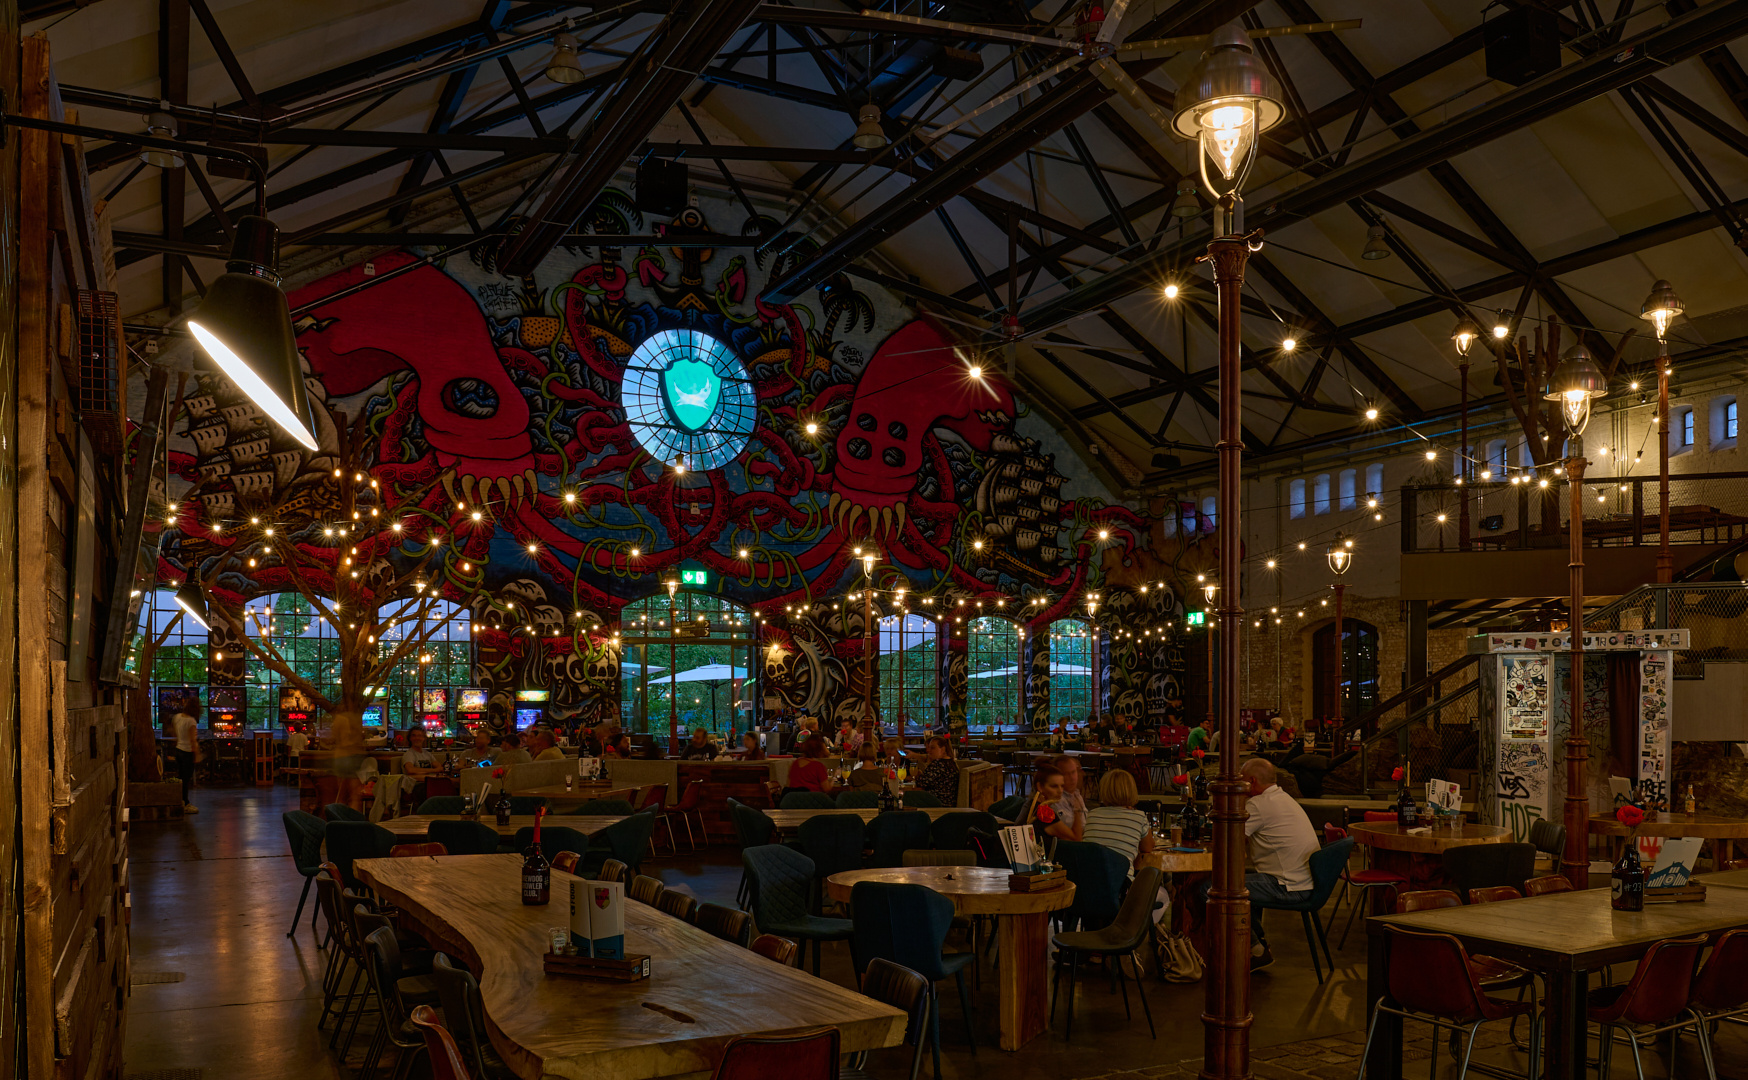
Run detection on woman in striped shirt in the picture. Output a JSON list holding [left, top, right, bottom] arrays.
[[1082, 768, 1157, 874]]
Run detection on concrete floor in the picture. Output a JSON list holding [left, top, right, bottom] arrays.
[[123, 784, 1747, 1079]]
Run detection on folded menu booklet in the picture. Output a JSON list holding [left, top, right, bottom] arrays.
[[1645, 837, 1703, 889], [1000, 824, 1044, 874]]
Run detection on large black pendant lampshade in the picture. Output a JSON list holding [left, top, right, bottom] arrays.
[[187, 216, 318, 450], [173, 578, 211, 631]]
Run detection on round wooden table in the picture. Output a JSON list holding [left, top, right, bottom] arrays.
[[1349, 821, 1511, 898], [826, 866, 1074, 1052], [1139, 847, 1213, 874], [1587, 811, 1748, 867]]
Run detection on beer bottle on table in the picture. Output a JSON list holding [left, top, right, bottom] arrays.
[[1610, 844, 1645, 912], [523, 808, 551, 906], [496, 788, 514, 828]]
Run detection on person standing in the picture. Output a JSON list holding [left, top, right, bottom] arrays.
[[170, 699, 200, 814]]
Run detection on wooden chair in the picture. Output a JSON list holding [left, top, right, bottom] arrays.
[[750, 934, 799, 967], [696, 903, 753, 947], [657, 889, 699, 923], [410, 1004, 474, 1080], [597, 858, 628, 883], [629, 875, 664, 906], [389, 842, 448, 858], [711, 1028, 839, 1080]]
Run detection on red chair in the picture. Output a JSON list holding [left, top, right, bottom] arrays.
[[410, 1004, 473, 1080], [712, 1027, 839, 1080], [663, 780, 707, 851], [1691, 928, 1748, 1077], [1522, 874, 1571, 897], [1359, 927, 1539, 1080], [1468, 885, 1521, 904], [1587, 933, 1708, 1080], [751, 934, 799, 967], [551, 851, 581, 875], [1335, 817, 1409, 948], [389, 842, 447, 858]]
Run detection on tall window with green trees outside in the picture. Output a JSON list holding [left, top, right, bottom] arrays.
[[376, 598, 473, 729], [242, 594, 341, 729], [145, 588, 209, 711], [877, 614, 937, 731], [966, 616, 1021, 731], [1051, 619, 1094, 721], [618, 590, 754, 744]]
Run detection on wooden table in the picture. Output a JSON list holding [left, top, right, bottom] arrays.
[[1697, 868, 1748, 890], [380, 814, 627, 838], [1364, 886, 1748, 1080], [825, 866, 1074, 1052], [515, 783, 638, 810], [1140, 847, 1213, 874], [359, 854, 904, 1080], [763, 806, 981, 834], [1349, 821, 1509, 898], [1588, 811, 1748, 866]]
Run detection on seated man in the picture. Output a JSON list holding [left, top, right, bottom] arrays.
[[528, 728, 565, 762], [460, 727, 495, 766], [495, 730, 533, 765], [678, 727, 716, 760], [1238, 757, 1319, 970]]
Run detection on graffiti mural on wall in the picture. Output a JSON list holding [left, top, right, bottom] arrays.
[[155, 194, 1194, 726]]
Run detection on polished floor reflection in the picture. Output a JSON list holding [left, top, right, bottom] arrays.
[[123, 785, 1745, 1079]]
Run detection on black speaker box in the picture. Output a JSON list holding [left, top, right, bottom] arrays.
[[636, 158, 689, 216], [1485, 6, 1559, 87]]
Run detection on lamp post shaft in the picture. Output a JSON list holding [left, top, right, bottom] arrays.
[[1656, 349, 1672, 585], [1563, 453, 1591, 890], [1332, 582, 1346, 729], [1459, 361, 1471, 550], [1201, 222, 1253, 1080], [863, 580, 875, 741]]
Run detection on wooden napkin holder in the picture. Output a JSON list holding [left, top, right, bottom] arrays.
[[1008, 868, 1066, 893], [1644, 882, 1706, 904], [544, 951, 652, 981]]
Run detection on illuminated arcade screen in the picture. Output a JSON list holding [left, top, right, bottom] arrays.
[[419, 688, 449, 712], [457, 688, 489, 712], [515, 708, 543, 731]]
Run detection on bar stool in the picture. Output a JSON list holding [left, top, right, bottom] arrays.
[[1357, 926, 1540, 1080], [1587, 933, 1709, 1080]]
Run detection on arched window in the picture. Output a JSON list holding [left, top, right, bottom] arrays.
[[142, 588, 211, 724], [1313, 474, 1331, 514], [878, 614, 939, 731], [966, 616, 1022, 730], [377, 598, 473, 732], [242, 593, 341, 731], [1050, 619, 1094, 721], [1338, 469, 1357, 510], [1312, 618, 1380, 724], [619, 591, 754, 745], [1289, 479, 1307, 519], [1364, 463, 1384, 500]]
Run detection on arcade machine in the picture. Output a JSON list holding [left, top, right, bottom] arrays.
[[515, 689, 548, 732], [156, 684, 201, 733], [278, 686, 317, 735], [419, 688, 451, 739], [455, 688, 488, 736], [361, 703, 384, 734], [208, 686, 246, 738], [1473, 627, 1684, 845]]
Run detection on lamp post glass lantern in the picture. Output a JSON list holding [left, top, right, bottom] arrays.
[[1547, 346, 1608, 888], [1169, 25, 1285, 1079]]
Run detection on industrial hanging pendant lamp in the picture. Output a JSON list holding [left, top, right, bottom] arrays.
[[852, 103, 888, 149], [1170, 180, 1202, 219], [173, 579, 211, 631], [544, 31, 587, 84], [140, 101, 185, 169], [187, 216, 319, 451]]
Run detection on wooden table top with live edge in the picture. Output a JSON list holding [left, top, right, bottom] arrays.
[[357, 854, 905, 1080], [380, 814, 628, 838]]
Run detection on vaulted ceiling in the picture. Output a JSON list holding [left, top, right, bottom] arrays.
[[29, 0, 1748, 490]]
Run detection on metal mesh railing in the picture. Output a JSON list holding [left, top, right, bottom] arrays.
[[1587, 582, 1748, 676], [1403, 472, 1748, 553], [1318, 661, 1484, 796]]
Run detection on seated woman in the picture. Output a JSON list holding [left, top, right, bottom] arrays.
[[913, 736, 960, 806], [1082, 768, 1157, 875], [786, 734, 830, 792], [1024, 763, 1083, 844], [848, 745, 883, 789], [739, 731, 765, 760]]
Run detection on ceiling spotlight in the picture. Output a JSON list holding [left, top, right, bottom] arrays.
[[1361, 224, 1391, 260], [1492, 310, 1510, 339], [1163, 282, 1179, 300], [544, 31, 587, 84], [804, 421, 819, 435], [1169, 180, 1201, 219], [967, 364, 983, 380], [1424, 449, 1437, 461], [187, 216, 318, 450], [140, 101, 184, 168], [1280, 335, 1297, 352], [852, 102, 888, 149], [1363, 401, 1379, 421]]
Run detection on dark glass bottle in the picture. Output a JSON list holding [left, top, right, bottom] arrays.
[[495, 788, 514, 828], [878, 774, 897, 813], [1395, 784, 1417, 830], [1610, 845, 1645, 912], [1192, 768, 1210, 803], [1177, 794, 1201, 846], [522, 810, 550, 906]]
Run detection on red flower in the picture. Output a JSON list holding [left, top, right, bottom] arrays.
[[1036, 804, 1057, 824], [1391, 767, 1404, 782], [1192, 748, 1206, 760], [1616, 804, 1646, 829], [1172, 774, 1190, 787], [492, 767, 506, 779]]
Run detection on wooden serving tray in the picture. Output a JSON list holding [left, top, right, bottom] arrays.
[[1644, 882, 1707, 904], [543, 951, 652, 981], [1008, 868, 1066, 893]]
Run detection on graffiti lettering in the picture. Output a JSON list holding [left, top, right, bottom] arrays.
[[1496, 769, 1531, 801], [1500, 800, 1542, 841]]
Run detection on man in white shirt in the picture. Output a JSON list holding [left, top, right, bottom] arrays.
[[170, 702, 200, 814], [1240, 757, 1319, 970]]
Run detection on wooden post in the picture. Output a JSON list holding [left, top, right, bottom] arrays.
[[1200, 210, 1253, 1080], [1655, 345, 1672, 583], [1563, 454, 1591, 890]]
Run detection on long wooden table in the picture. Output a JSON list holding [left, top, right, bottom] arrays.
[[1697, 868, 1748, 890], [763, 806, 981, 834], [1364, 885, 1748, 1079], [358, 854, 905, 1079], [826, 866, 1074, 1052], [1588, 810, 1748, 866], [513, 784, 638, 810], [380, 813, 627, 838]]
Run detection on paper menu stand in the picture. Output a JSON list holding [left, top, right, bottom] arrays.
[[1607, 777, 1634, 807], [1000, 824, 1043, 874], [587, 880, 625, 960], [1425, 779, 1461, 812], [568, 879, 590, 952], [1646, 837, 1703, 890]]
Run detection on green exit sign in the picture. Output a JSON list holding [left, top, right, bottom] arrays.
[[1186, 611, 1207, 627], [680, 569, 709, 586]]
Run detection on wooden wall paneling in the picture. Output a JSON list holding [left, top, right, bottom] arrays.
[[0, 2, 23, 1074]]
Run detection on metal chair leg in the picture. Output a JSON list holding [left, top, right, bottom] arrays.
[[1355, 1002, 1385, 1080], [1301, 911, 1325, 985], [1129, 953, 1156, 1038], [1064, 950, 1079, 1041], [953, 968, 976, 1055], [288, 876, 313, 938], [1114, 953, 1132, 1018], [1625, 1026, 1648, 1080], [1453, 1023, 1479, 1080]]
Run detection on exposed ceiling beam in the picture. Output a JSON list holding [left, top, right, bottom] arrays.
[[496, 0, 763, 275], [1020, 1, 1748, 336]]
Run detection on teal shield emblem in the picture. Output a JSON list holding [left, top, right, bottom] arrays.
[[661, 358, 721, 433]]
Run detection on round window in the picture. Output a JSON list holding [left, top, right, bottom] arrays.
[[621, 329, 756, 472]]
